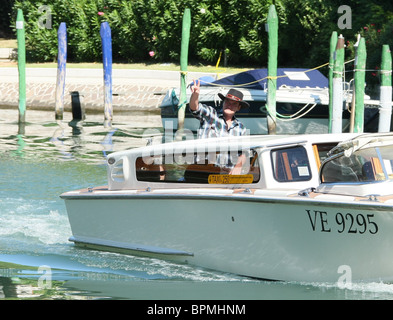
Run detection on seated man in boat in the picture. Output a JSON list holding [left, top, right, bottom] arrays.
[[189, 79, 249, 139], [189, 80, 249, 175]]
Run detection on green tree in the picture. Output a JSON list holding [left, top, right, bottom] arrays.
[[193, 0, 272, 65], [278, 0, 336, 68], [10, 0, 393, 72], [0, 0, 15, 38]]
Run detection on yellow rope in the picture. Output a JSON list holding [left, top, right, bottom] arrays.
[[214, 51, 228, 79], [215, 51, 222, 69]]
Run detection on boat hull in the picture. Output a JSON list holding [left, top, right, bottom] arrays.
[[63, 190, 393, 282]]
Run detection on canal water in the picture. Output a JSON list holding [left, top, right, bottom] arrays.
[[1, 108, 393, 301]]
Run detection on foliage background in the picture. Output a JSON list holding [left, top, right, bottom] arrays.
[[0, 0, 15, 38], [5, 0, 393, 86]]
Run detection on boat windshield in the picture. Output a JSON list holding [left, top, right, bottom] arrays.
[[136, 149, 260, 184], [320, 146, 393, 183]]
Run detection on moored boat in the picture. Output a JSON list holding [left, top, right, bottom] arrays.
[[61, 132, 393, 282], [160, 68, 379, 135]]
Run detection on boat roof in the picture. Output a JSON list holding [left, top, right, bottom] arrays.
[[328, 133, 393, 156], [200, 68, 329, 90], [110, 133, 357, 159]]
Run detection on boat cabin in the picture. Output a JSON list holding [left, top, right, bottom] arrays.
[[107, 134, 356, 193], [317, 133, 393, 197]]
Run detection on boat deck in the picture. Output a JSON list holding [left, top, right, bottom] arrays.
[[61, 184, 393, 207]]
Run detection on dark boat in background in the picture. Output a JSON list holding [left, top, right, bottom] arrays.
[[160, 68, 379, 135]]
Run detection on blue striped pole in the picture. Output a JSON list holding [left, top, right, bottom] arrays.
[[100, 22, 113, 124], [55, 22, 67, 120]]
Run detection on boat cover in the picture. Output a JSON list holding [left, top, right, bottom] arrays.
[[200, 68, 328, 89]]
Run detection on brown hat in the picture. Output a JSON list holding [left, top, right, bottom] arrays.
[[218, 88, 249, 109]]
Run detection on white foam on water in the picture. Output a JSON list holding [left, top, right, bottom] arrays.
[[296, 280, 393, 299], [68, 249, 246, 282], [0, 197, 71, 246]]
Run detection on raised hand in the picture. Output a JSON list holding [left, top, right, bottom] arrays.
[[191, 79, 200, 95], [189, 79, 200, 111]]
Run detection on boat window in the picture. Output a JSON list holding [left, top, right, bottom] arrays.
[[312, 143, 338, 169], [271, 146, 312, 182], [320, 146, 393, 183], [135, 149, 260, 184]]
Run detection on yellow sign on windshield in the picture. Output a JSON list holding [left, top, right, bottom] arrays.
[[208, 174, 253, 184]]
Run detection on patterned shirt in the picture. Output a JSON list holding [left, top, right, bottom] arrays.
[[191, 103, 247, 139]]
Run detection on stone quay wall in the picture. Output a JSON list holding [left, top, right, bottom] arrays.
[[0, 67, 223, 115], [0, 81, 168, 112]]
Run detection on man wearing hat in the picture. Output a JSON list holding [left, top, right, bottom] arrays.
[[189, 79, 249, 139], [189, 80, 249, 175]]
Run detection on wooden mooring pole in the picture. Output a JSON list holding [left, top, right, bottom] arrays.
[[177, 8, 191, 137], [328, 31, 337, 133], [16, 9, 26, 124], [100, 22, 113, 125], [55, 22, 67, 120], [70, 91, 85, 121], [266, 5, 278, 135], [331, 34, 345, 133], [378, 44, 392, 132], [353, 37, 366, 133]]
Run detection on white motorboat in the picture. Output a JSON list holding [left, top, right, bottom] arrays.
[[62, 132, 393, 282], [160, 68, 379, 135]]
